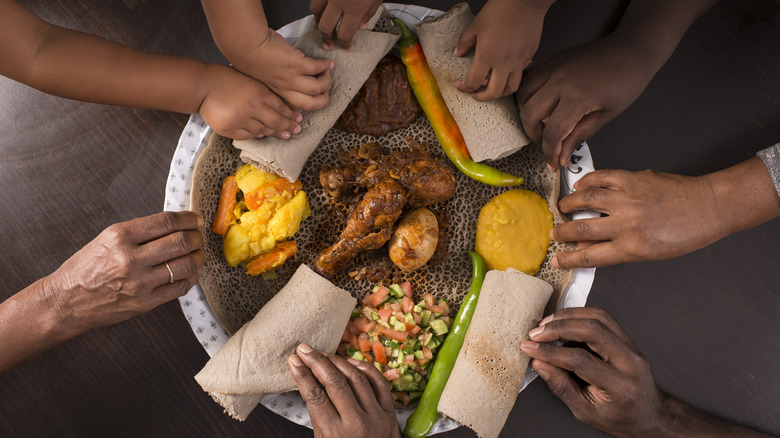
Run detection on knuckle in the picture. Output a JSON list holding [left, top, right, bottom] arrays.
[[171, 232, 191, 255], [348, 370, 371, 389], [180, 256, 199, 278], [302, 384, 329, 407], [325, 374, 350, 391], [171, 280, 190, 298], [159, 211, 180, 234]]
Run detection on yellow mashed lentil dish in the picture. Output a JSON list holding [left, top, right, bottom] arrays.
[[211, 163, 310, 276], [475, 189, 553, 275]]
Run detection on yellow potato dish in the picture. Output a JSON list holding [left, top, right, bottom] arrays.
[[213, 163, 310, 276], [475, 189, 553, 275]]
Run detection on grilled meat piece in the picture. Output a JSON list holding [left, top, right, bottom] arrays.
[[315, 179, 408, 278], [335, 56, 422, 136]]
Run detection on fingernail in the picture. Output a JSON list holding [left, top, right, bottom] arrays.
[[529, 325, 545, 339], [289, 354, 303, 367], [293, 125, 302, 135], [539, 314, 554, 326], [321, 42, 329, 50], [197, 215, 204, 227], [359, 22, 367, 30], [256, 134, 265, 139], [573, 180, 580, 190], [551, 255, 559, 268], [547, 163, 553, 171], [548, 229, 554, 240], [536, 367, 550, 381], [298, 343, 313, 354], [521, 340, 539, 351], [296, 113, 303, 123], [329, 61, 335, 69], [347, 358, 361, 366], [281, 131, 291, 140]]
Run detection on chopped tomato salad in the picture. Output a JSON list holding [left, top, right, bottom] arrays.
[[337, 282, 452, 407]]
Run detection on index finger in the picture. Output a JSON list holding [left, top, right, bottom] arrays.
[[120, 211, 202, 244], [528, 316, 638, 371], [288, 354, 340, 429], [539, 307, 638, 349], [296, 344, 364, 423]]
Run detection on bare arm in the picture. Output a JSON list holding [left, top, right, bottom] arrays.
[[0, 0, 301, 140], [551, 154, 780, 269], [522, 308, 771, 437], [517, 0, 717, 169], [0, 212, 204, 374]]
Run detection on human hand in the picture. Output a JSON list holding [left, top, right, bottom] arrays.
[[230, 29, 333, 112], [549, 169, 726, 269], [516, 34, 662, 169], [310, 0, 383, 50], [521, 307, 667, 437], [288, 343, 401, 438], [198, 63, 305, 140], [49, 211, 205, 334], [453, 0, 551, 101]]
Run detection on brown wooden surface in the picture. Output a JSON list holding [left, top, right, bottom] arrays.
[[1, 1, 778, 437]]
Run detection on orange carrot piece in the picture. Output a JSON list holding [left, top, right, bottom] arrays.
[[245, 178, 303, 210], [245, 241, 298, 276], [211, 175, 238, 235]]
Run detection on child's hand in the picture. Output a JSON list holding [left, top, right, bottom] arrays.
[[516, 34, 660, 169], [310, 0, 383, 50], [198, 64, 303, 141], [230, 29, 333, 112], [453, 0, 552, 101]]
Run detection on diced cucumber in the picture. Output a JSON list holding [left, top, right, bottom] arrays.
[[389, 316, 398, 326], [351, 308, 361, 318], [413, 305, 423, 314], [409, 391, 423, 403], [372, 285, 381, 292], [421, 310, 432, 327], [393, 321, 407, 332], [370, 310, 380, 321], [351, 351, 365, 361], [404, 344, 416, 355], [404, 312, 414, 324], [430, 318, 449, 336], [413, 372, 423, 383], [413, 349, 424, 360], [347, 347, 357, 356], [406, 338, 418, 349], [374, 362, 383, 373], [389, 284, 405, 298]]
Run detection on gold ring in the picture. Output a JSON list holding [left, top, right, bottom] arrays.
[[164, 261, 174, 284]]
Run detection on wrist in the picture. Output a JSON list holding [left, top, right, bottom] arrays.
[[41, 271, 86, 342], [218, 26, 272, 70]]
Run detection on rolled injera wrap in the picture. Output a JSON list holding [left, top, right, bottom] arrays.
[[194, 264, 356, 421], [233, 8, 400, 182], [437, 269, 552, 438], [415, 3, 531, 163]]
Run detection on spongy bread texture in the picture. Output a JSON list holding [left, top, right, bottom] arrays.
[[233, 10, 400, 182], [437, 269, 552, 438], [194, 264, 356, 420], [191, 110, 574, 336], [415, 3, 530, 162]]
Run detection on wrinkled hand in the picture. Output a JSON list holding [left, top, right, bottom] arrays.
[[231, 29, 333, 112], [550, 169, 723, 269], [198, 63, 305, 140], [516, 34, 661, 169], [310, 0, 383, 50], [289, 343, 401, 438], [50, 211, 205, 334], [454, 0, 550, 101], [521, 307, 667, 437]]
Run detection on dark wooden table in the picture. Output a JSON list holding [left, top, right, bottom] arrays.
[[1, 1, 778, 437]]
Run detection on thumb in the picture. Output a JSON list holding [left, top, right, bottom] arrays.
[[558, 112, 610, 168], [532, 359, 591, 414], [454, 26, 477, 57]]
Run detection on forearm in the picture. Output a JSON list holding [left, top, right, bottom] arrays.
[[653, 394, 771, 437], [0, 0, 209, 114], [612, 0, 717, 69], [0, 276, 79, 374], [705, 156, 780, 238], [201, 0, 269, 62]]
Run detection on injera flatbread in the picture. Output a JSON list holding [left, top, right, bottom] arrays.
[[415, 3, 531, 163], [194, 264, 356, 421], [190, 110, 574, 335], [233, 9, 400, 182], [437, 269, 552, 438]]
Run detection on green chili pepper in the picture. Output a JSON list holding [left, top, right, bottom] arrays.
[[394, 18, 523, 187], [403, 251, 487, 438]]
